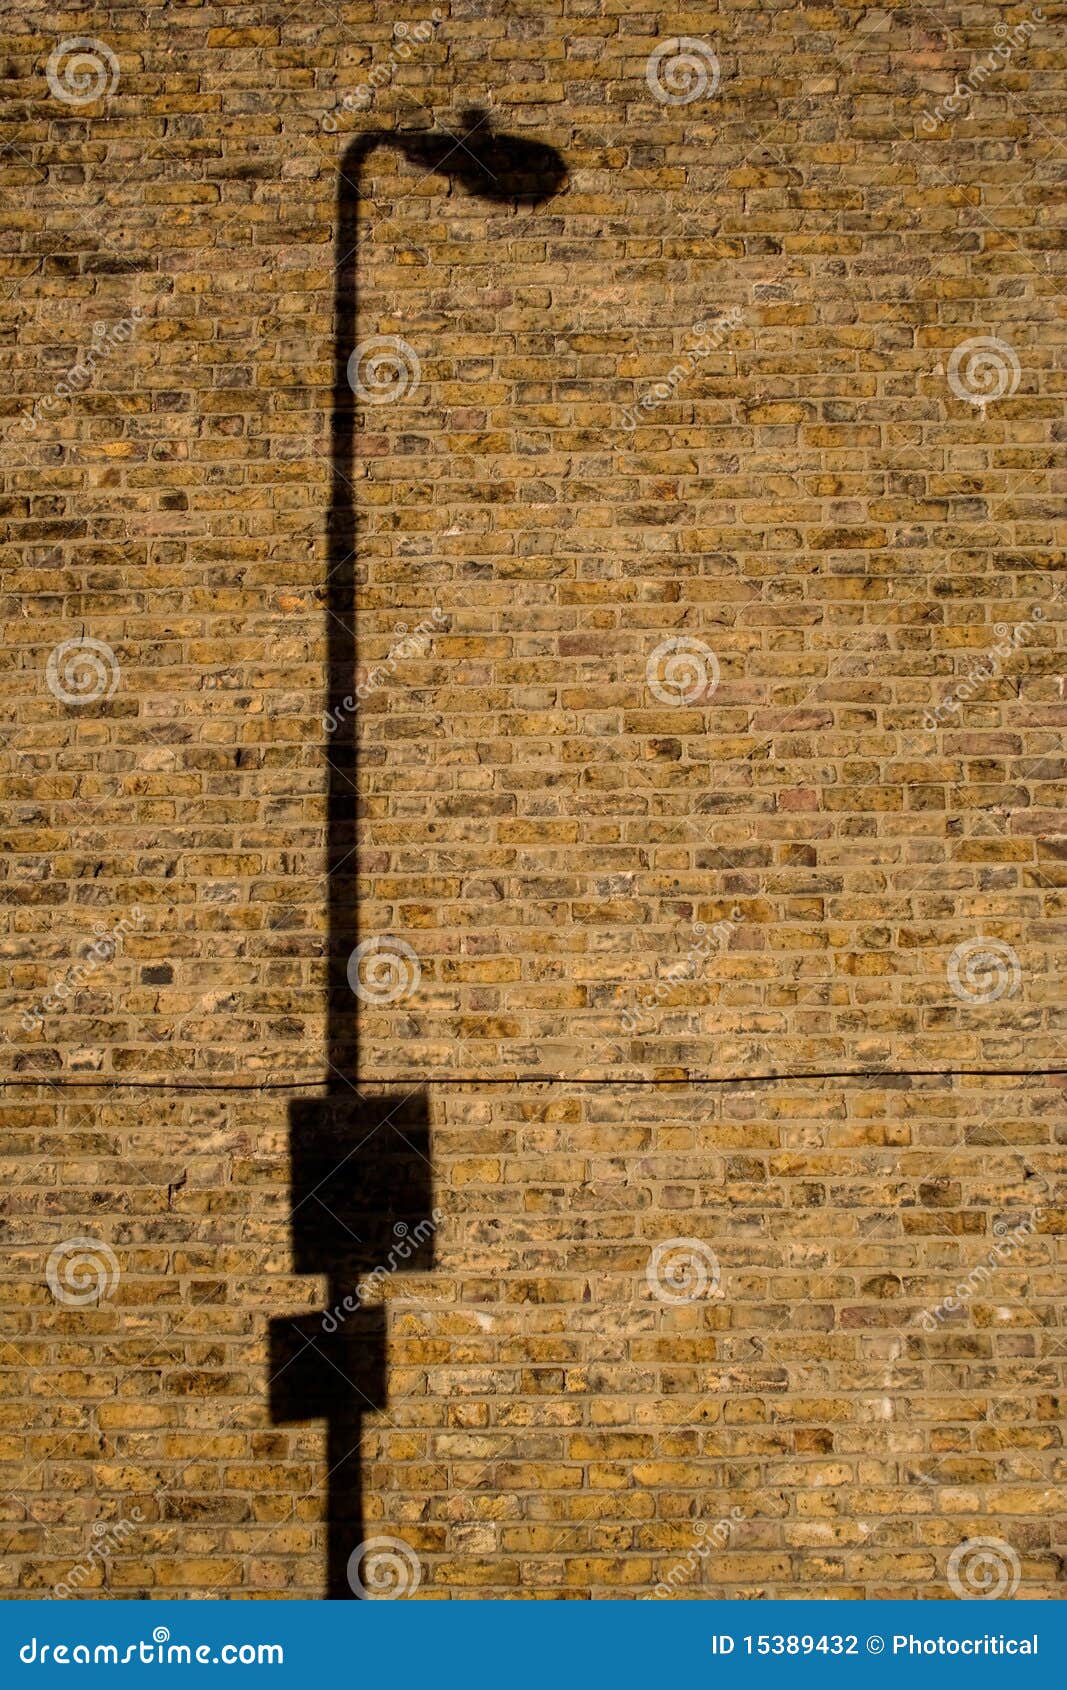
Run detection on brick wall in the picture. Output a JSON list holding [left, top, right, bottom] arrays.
[[2, 2, 1064, 1599], [3, 1078, 1064, 1598]]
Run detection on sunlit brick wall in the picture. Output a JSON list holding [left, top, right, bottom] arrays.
[[2, 1077, 1064, 1598], [1, 2, 1064, 1599]]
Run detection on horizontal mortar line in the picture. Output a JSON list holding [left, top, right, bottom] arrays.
[[0, 1067, 1066, 1093]]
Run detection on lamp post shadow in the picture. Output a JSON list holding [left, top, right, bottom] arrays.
[[267, 120, 567, 1598], [268, 1091, 435, 1599]]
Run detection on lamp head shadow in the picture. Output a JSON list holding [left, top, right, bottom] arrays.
[[344, 109, 568, 206]]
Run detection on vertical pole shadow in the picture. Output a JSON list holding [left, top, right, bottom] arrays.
[[268, 136, 434, 1601], [268, 122, 567, 1598]]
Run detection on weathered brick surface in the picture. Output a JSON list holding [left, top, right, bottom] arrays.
[[1, 1079, 1064, 1598], [1, 2, 1065, 1599], [3, 2, 1065, 1083]]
